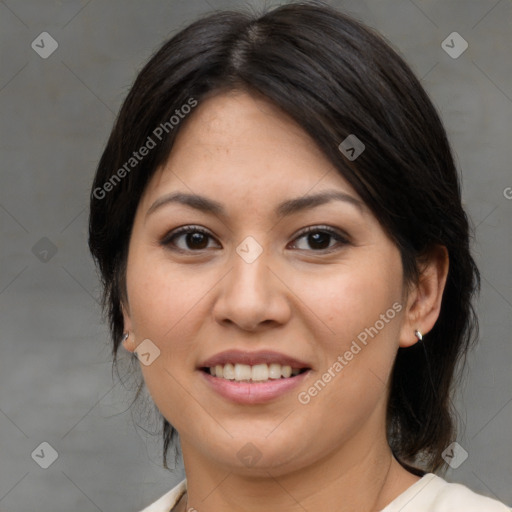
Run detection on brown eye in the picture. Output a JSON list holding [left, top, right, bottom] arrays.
[[306, 232, 331, 250], [291, 226, 349, 252], [183, 232, 209, 249], [161, 226, 220, 252]]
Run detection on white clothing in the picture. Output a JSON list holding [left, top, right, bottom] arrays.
[[139, 473, 510, 512]]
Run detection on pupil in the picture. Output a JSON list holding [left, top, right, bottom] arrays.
[[188, 232, 208, 249], [309, 232, 330, 249]]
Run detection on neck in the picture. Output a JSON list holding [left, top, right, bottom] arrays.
[[179, 428, 420, 512]]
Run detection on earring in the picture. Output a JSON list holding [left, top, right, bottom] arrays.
[[121, 332, 129, 343], [414, 329, 423, 342]]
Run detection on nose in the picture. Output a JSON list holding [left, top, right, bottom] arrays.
[[212, 248, 292, 332]]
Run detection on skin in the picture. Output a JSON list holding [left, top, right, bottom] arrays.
[[121, 90, 449, 512]]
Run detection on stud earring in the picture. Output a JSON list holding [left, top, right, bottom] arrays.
[[121, 332, 129, 343], [414, 329, 423, 342]]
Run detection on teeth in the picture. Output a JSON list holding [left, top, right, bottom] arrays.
[[269, 363, 282, 379], [208, 363, 302, 381], [251, 363, 269, 381], [235, 363, 252, 381], [222, 363, 235, 380]]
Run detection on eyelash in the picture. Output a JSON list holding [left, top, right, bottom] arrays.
[[160, 224, 350, 254]]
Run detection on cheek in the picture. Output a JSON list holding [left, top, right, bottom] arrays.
[[126, 251, 206, 340], [125, 260, 213, 428], [298, 258, 403, 347], [294, 256, 403, 405], [125, 255, 214, 397]]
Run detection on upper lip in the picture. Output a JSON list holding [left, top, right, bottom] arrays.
[[198, 350, 311, 369]]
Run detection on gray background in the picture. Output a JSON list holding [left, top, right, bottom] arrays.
[[0, 0, 511, 510]]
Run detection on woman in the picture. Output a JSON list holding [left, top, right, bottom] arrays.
[[88, 2, 510, 511]]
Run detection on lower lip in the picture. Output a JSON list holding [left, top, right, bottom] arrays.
[[199, 369, 311, 404]]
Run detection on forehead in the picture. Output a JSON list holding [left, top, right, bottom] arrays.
[[141, 90, 359, 208], [179, 90, 313, 148]]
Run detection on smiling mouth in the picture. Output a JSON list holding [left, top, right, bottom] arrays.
[[200, 363, 310, 383]]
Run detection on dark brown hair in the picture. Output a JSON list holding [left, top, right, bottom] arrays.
[[88, 1, 480, 473]]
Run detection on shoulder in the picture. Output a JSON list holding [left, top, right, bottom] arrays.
[[431, 475, 510, 512], [138, 479, 187, 512], [383, 473, 510, 512]]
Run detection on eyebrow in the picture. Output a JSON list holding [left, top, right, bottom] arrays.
[[145, 190, 365, 220]]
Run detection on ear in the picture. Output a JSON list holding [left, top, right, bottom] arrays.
[[121, 301, 136, 352], [399, 245, 449, 348]]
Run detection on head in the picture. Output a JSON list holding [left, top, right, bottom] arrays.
[[88, 1, 479, 474]]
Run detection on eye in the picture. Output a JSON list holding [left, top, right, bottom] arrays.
[[160, 224, 349, 254], [290, 226, 349, 252], [160, 225, 220, 252]]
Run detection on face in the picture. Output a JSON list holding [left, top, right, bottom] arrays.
[[122, 90, 410, 476]]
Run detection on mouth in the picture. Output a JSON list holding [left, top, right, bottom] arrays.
[[200, 363, 310, 383], [197, 349, 312, 382], [197, 350, 312, 404]]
